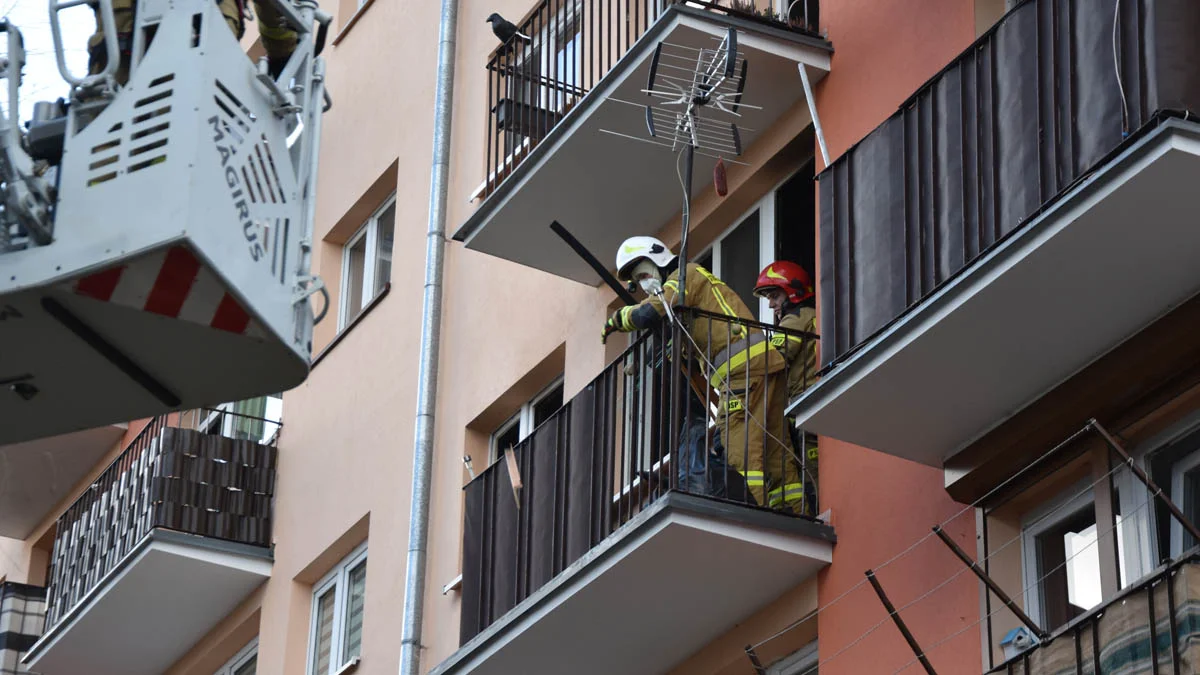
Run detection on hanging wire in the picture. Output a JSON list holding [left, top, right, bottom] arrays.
[[882, 489, 1159, 675], [758, 444, 1138, 675], [1111, 0, 1130, 136], [657, 309, 1134, 661]]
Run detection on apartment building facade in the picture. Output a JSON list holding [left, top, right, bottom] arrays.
[[3, 0, 1199, 674]]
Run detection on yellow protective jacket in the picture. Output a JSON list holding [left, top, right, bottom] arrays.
[[773, 306, 819, 399], [609, 263, 785, 389]]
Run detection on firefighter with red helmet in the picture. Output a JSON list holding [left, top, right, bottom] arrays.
[[754, 260, 820, 514], [754, 261, 818, 399]]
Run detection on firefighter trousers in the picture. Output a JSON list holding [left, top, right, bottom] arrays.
[[719, 374, 805, 514]]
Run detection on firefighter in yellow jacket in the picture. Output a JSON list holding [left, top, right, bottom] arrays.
[[87, 0, 298, 84], [753, 260, 819, 512], [602, 236, 805, 514]]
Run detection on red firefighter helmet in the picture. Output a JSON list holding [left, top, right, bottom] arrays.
[[754, 261, 813, 304]]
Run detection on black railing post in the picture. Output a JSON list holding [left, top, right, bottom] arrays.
[[744, 645, 768, 675], [1147, 583, 1161, 675], [1166, 568, 1181, 675]]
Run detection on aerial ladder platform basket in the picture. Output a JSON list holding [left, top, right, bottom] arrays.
[[0, 0, 331, 444]]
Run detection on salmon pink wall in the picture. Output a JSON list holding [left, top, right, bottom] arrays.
[[813, 1, 983, 672]]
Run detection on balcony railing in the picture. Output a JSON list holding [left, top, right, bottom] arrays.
[[480, 0, 820, 199], [42, 409, 279, 631], [459, 308, 819, 642], [816, 0, 1200, 366], [0, 582, 45, 675], [991, 554, 1200, 674]]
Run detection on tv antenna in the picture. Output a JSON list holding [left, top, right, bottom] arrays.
[[600, 25, 755, 311]]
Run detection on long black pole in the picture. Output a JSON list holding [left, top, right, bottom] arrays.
[[550, 220, 637, 305], [866, 570, 938, 675], [1092, 419, 1200, 544], [931, 525, 1047, 639]]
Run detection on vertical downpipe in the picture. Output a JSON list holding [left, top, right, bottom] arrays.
[[399, 0, 458, 671]]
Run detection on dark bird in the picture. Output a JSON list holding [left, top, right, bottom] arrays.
[[486, 13, 530, 45]]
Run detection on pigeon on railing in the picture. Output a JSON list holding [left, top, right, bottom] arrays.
[[486, 13, 531, 45]]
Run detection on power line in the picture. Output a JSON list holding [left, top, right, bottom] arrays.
[[883, 490, 1158, 675], [659, 312, 1129, 665], [774, 443, 1137, 675], [742, 421, 1105, 653]]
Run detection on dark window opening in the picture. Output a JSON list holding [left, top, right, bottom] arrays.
[[721, 210, 761, 312], [1036, 504, 1099, 630], [532, 382, 564, 430], [774, 155, 817, 291]]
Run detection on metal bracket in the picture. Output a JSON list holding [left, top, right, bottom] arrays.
[[293, 274, 330, 324]]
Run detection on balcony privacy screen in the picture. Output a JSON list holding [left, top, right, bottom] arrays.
[[817, 0, 1200, 365], [44, 423, 277, 631], [993, 561, 1200, 674], [0, 583, 45, 675]]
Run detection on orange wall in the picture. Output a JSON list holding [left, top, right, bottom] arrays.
[[813, 1, 983, 673]]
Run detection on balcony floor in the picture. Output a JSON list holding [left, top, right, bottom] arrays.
[[788, 119, 1200, 468], [24, 530, 271, 675], [432, 492, 834, 675]]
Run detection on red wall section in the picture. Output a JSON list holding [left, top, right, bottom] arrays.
[[812, 1, 982, 673], [815, 0, 977, 168], [818, 441, 980, 673]]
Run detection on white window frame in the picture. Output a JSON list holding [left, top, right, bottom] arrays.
[[307, 542, 368, 675], [1169, 449, 1200, 556], [696, 168, 812, 325], [214, 638, 258, 675], [338, 194, 396, 330], [1116, 410, 1200, 574], [1020, 481, 1098, 628], [488, 377, 564, 462]]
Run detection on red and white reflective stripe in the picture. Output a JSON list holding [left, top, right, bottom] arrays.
[[67, 245, 264, 337]]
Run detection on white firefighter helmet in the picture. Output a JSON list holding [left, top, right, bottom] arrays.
[[615, 236, 676, 281]]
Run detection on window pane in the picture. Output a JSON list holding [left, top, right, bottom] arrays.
[[342, 560, 368, 664], [532, 383, 564, 430], [492, 418, 521, 461], [345, 235, 367, 321], [720, 210, 760, 313], [1036, 506, 1099, 629], [1182, 466, 1200, 550], [373, 203, 396, 299], [231, 396, 267, 441], [312, 587, 336, 675], [774, 159, 817, 278], [233, 655, 256, 675]]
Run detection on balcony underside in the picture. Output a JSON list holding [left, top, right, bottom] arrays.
[[0, 424, 125, 538], [788, 119, 1200, 468], [453, 6, 831, 284], [25, 530, 271, 675], [432, 493, 834, 675]]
